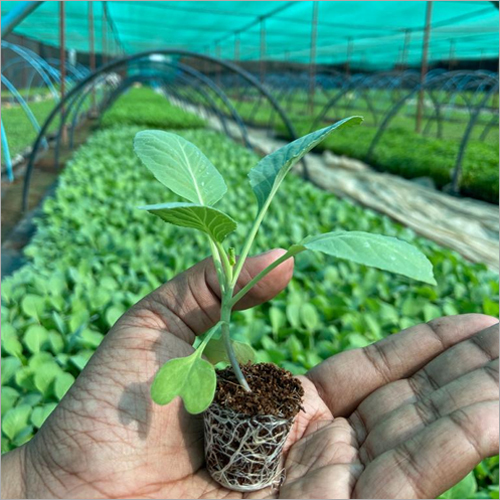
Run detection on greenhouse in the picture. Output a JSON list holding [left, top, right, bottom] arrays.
[[1, 2, 499, 499]]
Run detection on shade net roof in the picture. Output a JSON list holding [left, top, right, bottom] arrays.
[[2, 1, 499, 70]]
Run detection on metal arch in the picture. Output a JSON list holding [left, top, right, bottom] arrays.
[[45, 58, 90, 81], [417, 71, 498, 140], [61, 57, 250, 168], [93, 73, 229, 140], [76, 58, 249, 148], [309, 72, 385, 132], [366, 79, 436, 160], [451, 81, 499, 193], [2, 58, 56, 103], [23, 49, 298, 211], [2, 41, 62, 84], [55, 75, 117, 165], [66, 75, 115, 150], [1, 1, 42, 36], [1, 75, 49, 150], [366, 70, 499, 193], [171, 61, 251, 148], [1, 75, 48, 180], [1, 121, 13, 181], [142, 71, 232, 137], [367, 70, 495, 155], [1, 41, 59, 100], [92, 71, 230, 141], [479, 113, 499, 142]]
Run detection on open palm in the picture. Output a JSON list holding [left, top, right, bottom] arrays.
[[6, 251, 498, 499]]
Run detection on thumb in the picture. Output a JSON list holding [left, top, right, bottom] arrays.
[[124, 249, 293, 344]]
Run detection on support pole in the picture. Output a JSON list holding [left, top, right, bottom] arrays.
[[102, 1, 107, 66], [234, 33, 240, 62], [234, 33, 240, 100], [88, 1, 96, 109], [1, 120, 14, 182], [345, 37, 353, 77], [309, 1, 319, 115], [216, 42, 221, 89], [59, 1, 66, 143], [402, 29, 411, 69], [59, 2, 66, 100], [448, 39, 455, 70], [416, 1, 433, 133], [260, 18, 266, 84]]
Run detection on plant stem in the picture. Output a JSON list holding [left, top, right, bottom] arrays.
[[209, 240, 225, 294], [230, 249, 300, 307], [210, 239, 251, 391], [230, 197, 273, 288], [221, 294, 251, 392], [216, 241, 233, 284]]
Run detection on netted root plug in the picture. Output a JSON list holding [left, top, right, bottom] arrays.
[[204, 403, 292, 491], [203, 363, 304, 492]]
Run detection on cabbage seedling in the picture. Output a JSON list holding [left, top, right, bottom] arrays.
[[133, 117, 436, 414], [134, 117, 436, 491]]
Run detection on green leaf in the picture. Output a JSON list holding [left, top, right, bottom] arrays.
[[151, 323, 222, 414], [151, 353, 216, 414], [423, 303, 442, 322], [48, 331, 65, 354], [54, 373, 75, 400], [52, 311, 67, 334], [204, 338, 255, 365], [105, 305, 125, 328], [21, 294, 45, 320], [286, 303, 301, 330], [34, 362, 62, 396], [269, 307, 286, 335], [134, 130, 227, 206], [294, 231, 436, 285], [2, 437, 11, 454], [15, 367, 35, 391], [12, 425, 33, 447], [248, 117, 362, 208], [286, 335, 303, 362], [2, 405, 32, 440], [18, 393, 42, 407], [301, 303, 320, 332], [140, 202, 237, 243], [31, 403, 58, 429], [1, 387, 19, 417], [347, 333, 372, 349], [69, 351, 93, 371], [79, 329, 104, 349], [24, 325, 49, 354], [440, 472, 477, 499], [2, 335, 24, 359], [1, 357, 22, 385], [28, 352, 54, 370]]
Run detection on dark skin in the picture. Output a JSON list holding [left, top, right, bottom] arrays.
[[2, 249, 499, 499]]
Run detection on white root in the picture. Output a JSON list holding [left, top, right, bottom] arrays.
[[204, 403, 294, 492]]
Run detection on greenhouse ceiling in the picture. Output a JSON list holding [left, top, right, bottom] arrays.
[[2, 1, 499, 70]]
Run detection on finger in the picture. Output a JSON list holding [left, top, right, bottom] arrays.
[[281, 418, 362, 500], [352, 324, 499, 435], [121, 249, 293, 344], [353, 401, 499, 499], [358, 359, 498, 464], [307, 315, 498, 417]]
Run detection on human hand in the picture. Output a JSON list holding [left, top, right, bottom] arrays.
[[2, 251, 498, 499]]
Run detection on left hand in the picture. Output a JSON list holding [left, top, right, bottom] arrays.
[[2, 250, 498, 499]]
